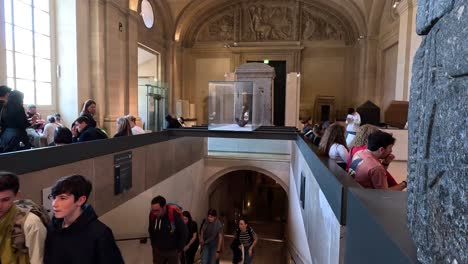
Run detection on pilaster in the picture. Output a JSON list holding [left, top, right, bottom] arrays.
[[395, 0, 421, 101]]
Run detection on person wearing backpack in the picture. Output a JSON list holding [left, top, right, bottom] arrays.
[[235, 218, 258, 264], [0, 171, 48, 264], [149, 195, 188, 264]]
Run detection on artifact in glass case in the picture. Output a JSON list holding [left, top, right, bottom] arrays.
[[208, 81, 261, 131]]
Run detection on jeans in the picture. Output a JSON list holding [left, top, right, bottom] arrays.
[[243, 246, 252, 264], [201, 243, 217, 264]]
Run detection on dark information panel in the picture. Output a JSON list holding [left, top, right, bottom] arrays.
[[114, 151, 132, 194]]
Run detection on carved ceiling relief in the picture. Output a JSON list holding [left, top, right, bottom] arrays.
[[197, 14, 235, 42], [242, 4, 295, 41], [194, 1, 352, 44], [301, 10, 346, 42]]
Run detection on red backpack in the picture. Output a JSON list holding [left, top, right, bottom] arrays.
[[150, 203, 183, 233]]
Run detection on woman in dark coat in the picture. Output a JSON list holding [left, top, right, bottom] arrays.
[[0, 90, 32, 152]]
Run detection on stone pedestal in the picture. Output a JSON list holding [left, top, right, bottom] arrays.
[[235, 63, 275, 125]]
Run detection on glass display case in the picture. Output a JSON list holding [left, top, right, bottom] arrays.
[[208, 81, 261, 131], [138, 79, 168, 131]]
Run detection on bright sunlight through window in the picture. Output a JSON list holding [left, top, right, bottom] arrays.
[[4, 0, 52, 105]]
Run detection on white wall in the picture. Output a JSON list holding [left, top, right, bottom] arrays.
[[55, 0, 80, 127], [290, 144, 342, 264], [288, 167, 314, 264], [99, 159, 208, 238]]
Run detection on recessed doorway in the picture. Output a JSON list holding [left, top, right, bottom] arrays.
[[138, 46, 166, 131], [247, 60, 286, 126]]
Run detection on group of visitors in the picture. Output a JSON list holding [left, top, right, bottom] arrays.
[[148, 196, 258, 264], [1, 170, 258, 264], [301, 107, 407, 191], [0, 85, 147, 153]]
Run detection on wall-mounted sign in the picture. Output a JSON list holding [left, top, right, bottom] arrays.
[[114, 151, 133, 195]]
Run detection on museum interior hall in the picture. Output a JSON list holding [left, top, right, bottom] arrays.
[[0, 0, 466, 263]]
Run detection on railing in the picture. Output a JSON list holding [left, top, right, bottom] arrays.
[[0, 126, 418, 264]]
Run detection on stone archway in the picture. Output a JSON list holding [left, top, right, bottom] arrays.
[[205, 165, 289, 194]]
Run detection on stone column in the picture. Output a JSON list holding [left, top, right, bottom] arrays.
[[170, 42, 183, 114], [127, 11, 139, 118], [101, 1, 134, 135], [89, 0, 106, 127], [395, 0, 421, 101], [357, 37, 379, 105], [406, 0, 422, 101]]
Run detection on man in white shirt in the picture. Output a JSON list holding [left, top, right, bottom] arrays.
[[42, 115, 60, 146], [345, 108, 361, 146], [126, 115, 146, 135], [0, 171, 47, 264]]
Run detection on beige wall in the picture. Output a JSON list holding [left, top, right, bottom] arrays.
[[100, 159, 207, 238], [192, 57, 230, 124], [19, 136, 205, 216], [381, 43, 399, 117], [301, 51, 346, 118]]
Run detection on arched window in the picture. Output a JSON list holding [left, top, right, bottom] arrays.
[[3, 0, 53, 105]]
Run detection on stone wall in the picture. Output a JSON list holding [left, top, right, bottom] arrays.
[[408, 1, 468, 263]]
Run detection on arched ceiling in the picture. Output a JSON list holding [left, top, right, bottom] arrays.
[[174, 0, 369, 47]]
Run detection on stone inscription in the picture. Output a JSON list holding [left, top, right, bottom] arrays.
[[408, 1, 467, 264]]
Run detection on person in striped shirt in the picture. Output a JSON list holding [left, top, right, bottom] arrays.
[[235, 218, 258, 264]]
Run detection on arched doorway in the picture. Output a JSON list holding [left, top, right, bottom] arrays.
[[208, 170, 288, 263]]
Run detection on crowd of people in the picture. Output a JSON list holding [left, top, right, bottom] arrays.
[[0, 171, 258, 264], [301, 108, 407, 191], [0, 85, 147, 153]]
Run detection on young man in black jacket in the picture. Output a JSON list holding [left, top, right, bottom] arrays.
[[44, 175, 124, 264], [149, 195, 188, 264]]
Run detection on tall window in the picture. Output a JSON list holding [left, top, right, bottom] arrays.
[[4, 0, 52, 105]]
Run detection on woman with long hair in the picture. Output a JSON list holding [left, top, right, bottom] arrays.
[[113, 117, 132, 137], [346, 124, 398, 186], [235, 217, 258, 264], [182, 211, 199, 264], [319, 123, 349, 170], [80, 99, 97, 127], [0, 90, 32, 152]]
